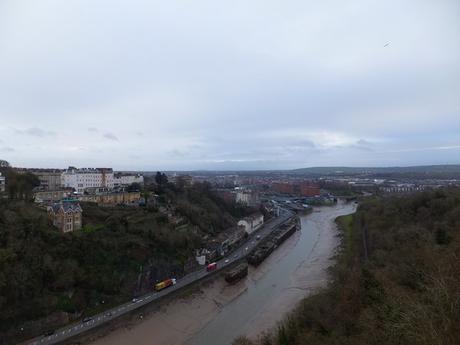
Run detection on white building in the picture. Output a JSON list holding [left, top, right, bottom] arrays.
[[0, 172, 5, 193], [236, 190, 260, 206], [113, 173, 144, 187], [238, 213, 264, 235], [61, 167, 114, 194]]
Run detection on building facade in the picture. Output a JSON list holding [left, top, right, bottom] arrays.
[[78, 191, 141, 205], [61, 167, 114, 193], [272, 182, 295, 194], [299, 182, 321, 197], [238, 213, 264, 235], [272, 181, 320, 197], [34, 189, 73, 203], [30, 170, 63, 191], [235, 190, 260, 206], [113, 173, 144, 187], [0, 172, 5, 193], [47, 202, 83, 233]]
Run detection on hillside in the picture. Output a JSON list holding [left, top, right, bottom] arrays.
[[291, 165, 460, 179], [0, 181, 251, 343], [234, 188, 460, 345]]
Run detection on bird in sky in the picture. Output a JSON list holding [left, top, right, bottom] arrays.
[[384, 42, 390, 47]]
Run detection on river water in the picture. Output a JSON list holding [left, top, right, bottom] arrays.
[[89, 201, 356, 345], [185, 200, 355, 345]]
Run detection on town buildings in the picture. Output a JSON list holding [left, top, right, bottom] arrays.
[[235, 189, 260, 206], [272, 182, 295, 194], [0, 172, 5, 193], [78, 191, 141, 206], [272, 181, 320, 197], [26, 169, 63, 191], [61, 167, 114, 193], [299, 181, 321, 197], [113, 173, 144, 187], [238, 213, 264, 235], [47, 201, 83, 233], [34, 189, 73, 203]]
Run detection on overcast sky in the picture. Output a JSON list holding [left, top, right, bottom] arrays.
[[0, 0, 459, 170]]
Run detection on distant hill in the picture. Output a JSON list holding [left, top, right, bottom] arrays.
[[290, 165, 460, 178], [134, 165, 460, 179]]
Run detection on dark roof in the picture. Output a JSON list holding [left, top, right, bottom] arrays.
[[48, 202, 82, 214]]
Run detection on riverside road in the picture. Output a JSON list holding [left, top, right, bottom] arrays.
[[24, 209, 293, 345]]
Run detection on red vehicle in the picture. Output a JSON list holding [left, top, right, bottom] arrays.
[[206, 262, 217, 271]]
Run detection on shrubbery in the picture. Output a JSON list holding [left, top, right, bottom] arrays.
[[0, 182, 245, 342]]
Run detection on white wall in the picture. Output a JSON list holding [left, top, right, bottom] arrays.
[[61, 168, 114, 193]]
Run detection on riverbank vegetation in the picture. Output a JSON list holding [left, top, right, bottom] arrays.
[[234, 188, 460, 345], [0, 176, 251, 343]]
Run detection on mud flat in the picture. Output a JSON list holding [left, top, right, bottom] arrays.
[[87, 278, 248, 345], [88, 201, 356, 345]]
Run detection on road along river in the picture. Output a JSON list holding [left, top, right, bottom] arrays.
[[88, 200, 356, 345]]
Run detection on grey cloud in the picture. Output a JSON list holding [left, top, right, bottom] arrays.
[[0, 146, 15, 152], [103, 132, 119, 141], [15, 127, 56, 137], [351, 139, 374, 152], [169, 149, 188, 157], [356, 139, 373, 146], [0, 0, 459, 169]]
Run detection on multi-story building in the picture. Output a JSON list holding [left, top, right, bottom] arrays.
[[272, 182, 295, 194], [113, 173, 144, 187], [47, 201, 83, 233], [238, 213, 264, 235], [61, 167, 114, 194], [0, 172, 5, 193], [78, 191, 141, 206], [34, 189, 73, 203], [299, 181, 321, 197], [28, 169, 63, 191], [236, 190, 260, 206], [272, 181, 320, 197]]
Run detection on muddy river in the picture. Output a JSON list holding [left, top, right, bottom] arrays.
[[89, 201, 356, 345]]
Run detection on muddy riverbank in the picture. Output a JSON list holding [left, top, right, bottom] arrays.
[[88, 201, 356, 345]]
